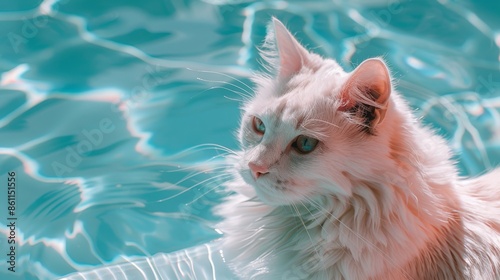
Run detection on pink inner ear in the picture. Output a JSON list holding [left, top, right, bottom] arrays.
[[272, 18, 308, 78], [338, 58, 391, 111]]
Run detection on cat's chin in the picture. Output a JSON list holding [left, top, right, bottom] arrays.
[[253, 187, 292, 206], [238, 170, 312, 206], [250, 181, 307, 207]]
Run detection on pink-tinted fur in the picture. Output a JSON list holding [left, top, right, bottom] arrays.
[[216, 18, 500, 280]]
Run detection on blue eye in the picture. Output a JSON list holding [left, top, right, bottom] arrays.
[[292, 135, 319, 154], [252, 117, 265, 135]]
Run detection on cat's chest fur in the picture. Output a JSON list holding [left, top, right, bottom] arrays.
[[217, 176, 500, 280]]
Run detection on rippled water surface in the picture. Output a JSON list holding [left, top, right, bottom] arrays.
[[0, 0, 499, 279]]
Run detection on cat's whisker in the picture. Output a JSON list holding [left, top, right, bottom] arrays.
[[185, 183, 225, 206], [296, 200, 325, 267], [196, 77, 253, 97], [164, 161, 231, 174], [176, 143, 238, 156], [195, 84, 251, 101], [155, 175, 232, 205], [160, 146, 235, 175], [161, 145, 232, 163], [289, 201, 318, 255], [173, 165, 230, 186], [157, 173, 231, 202], [194, 143, 239, 155], [186, 67, 254, 93], [224, 95, 244, 102]]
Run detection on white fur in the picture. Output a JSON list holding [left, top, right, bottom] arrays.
[[216, 18, 500, 280]]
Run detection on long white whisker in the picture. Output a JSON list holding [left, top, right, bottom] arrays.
[[197, 83, 252, 100], [166, 143, 238, 159], [186, 184, 224, 205], [173, 166, 230, 185], [193, 84, 251, 101], [167, 160, 230, 174], [290, 200, 323, 269], [196, 77, 253, 97], [157, 173, 231, 202], [224, 95, 244, 102], [187, 68, 254, 93], [164, 163, 232, 175]]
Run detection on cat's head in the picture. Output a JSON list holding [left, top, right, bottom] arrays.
[[236, 18, 394, 206]]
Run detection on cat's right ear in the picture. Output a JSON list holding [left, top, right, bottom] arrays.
[[338, 58, 391, 130], [264, 18, 309, 78]]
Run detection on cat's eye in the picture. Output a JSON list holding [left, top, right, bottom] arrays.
[[292, 135, 319, 154], [252, 116, 266, 135]]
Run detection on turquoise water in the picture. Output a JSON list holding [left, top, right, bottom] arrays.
[[0, 0, 499, 279]]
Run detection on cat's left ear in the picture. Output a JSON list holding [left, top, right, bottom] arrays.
[[270, 18, 310, 78], [339, 58, 391, 130]]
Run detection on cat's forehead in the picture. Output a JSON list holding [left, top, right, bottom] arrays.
[[245, 94, 335, 144], [247, 59, 346, 126], [246, 94, 304, 129], [285, 60, 345, 98], [271, 96, 305, 125], [255, 93, 331, 130]]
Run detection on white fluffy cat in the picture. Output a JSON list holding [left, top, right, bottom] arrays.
[[216, 18, 500, 280]]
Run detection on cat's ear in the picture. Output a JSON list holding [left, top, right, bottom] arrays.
[[268, 18, 309, 78], [339, 58, 391, 130]]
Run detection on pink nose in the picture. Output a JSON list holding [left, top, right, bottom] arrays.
[[248, 162, 269, 179]]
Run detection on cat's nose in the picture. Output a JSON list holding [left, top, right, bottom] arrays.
[[248, 162, 269, 179]]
